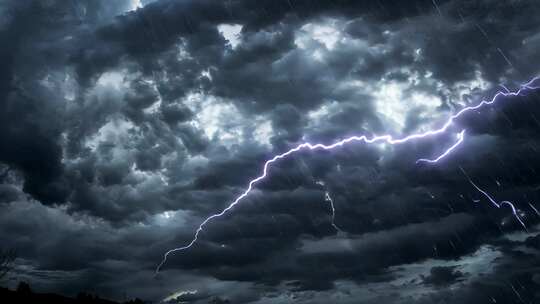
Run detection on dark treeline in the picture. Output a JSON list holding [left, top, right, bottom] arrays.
[[0, 282, 146, 304]]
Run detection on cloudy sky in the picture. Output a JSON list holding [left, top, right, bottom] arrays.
[[1, 0, 540, 303]]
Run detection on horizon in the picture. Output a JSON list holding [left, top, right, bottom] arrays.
[[1, 1, 540, 303]]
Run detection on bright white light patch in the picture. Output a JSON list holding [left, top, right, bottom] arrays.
[[163, 289, 198, 302], [96, 71, 125, 90], [373, 81, 442, 131], [198, 101, 243, 142], [150, 209, 191, 227], [253, 120, 272, 147], [374, 82, 406, 128], [128, 0, 143, 12], [142, 79, 162, 114], [218, 24, 243, 48], [296, 20, 342, 50], [183, 93, 273, 148], [85, 118, 138, 156]]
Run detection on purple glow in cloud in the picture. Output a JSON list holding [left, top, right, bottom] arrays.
[[156, 76, 540, 273]]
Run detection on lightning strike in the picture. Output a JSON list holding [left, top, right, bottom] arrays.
[[416, 130, 465, 164], [324, 191, 342, 232], [156, 76, 540, 273], [460, 167, 527, 230], [316, 180, 342, 232]]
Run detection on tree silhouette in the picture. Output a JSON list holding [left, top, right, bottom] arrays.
[[16, 282, 31, 294], [0, 249, 16, 281]]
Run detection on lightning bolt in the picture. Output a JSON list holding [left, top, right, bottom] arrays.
[[324, 191, 342, 233], [316, 180, 342, 232], [156, 76, 540, 273], [416, 130, 465, 164], [460, 167, 527, 230]]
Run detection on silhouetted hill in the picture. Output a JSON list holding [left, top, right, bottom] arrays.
[[0, 283, 146, 304]]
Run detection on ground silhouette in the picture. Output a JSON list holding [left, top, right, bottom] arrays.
[[0, 282, 146, 304]]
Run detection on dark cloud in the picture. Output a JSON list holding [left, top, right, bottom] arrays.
[[421, 266, 464, 287], [1, 0, 540, 303]]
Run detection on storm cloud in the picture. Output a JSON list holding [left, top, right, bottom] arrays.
[[1, 0, 540, 303]]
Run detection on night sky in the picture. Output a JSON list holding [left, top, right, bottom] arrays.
[[2, 0, 540, 303]]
